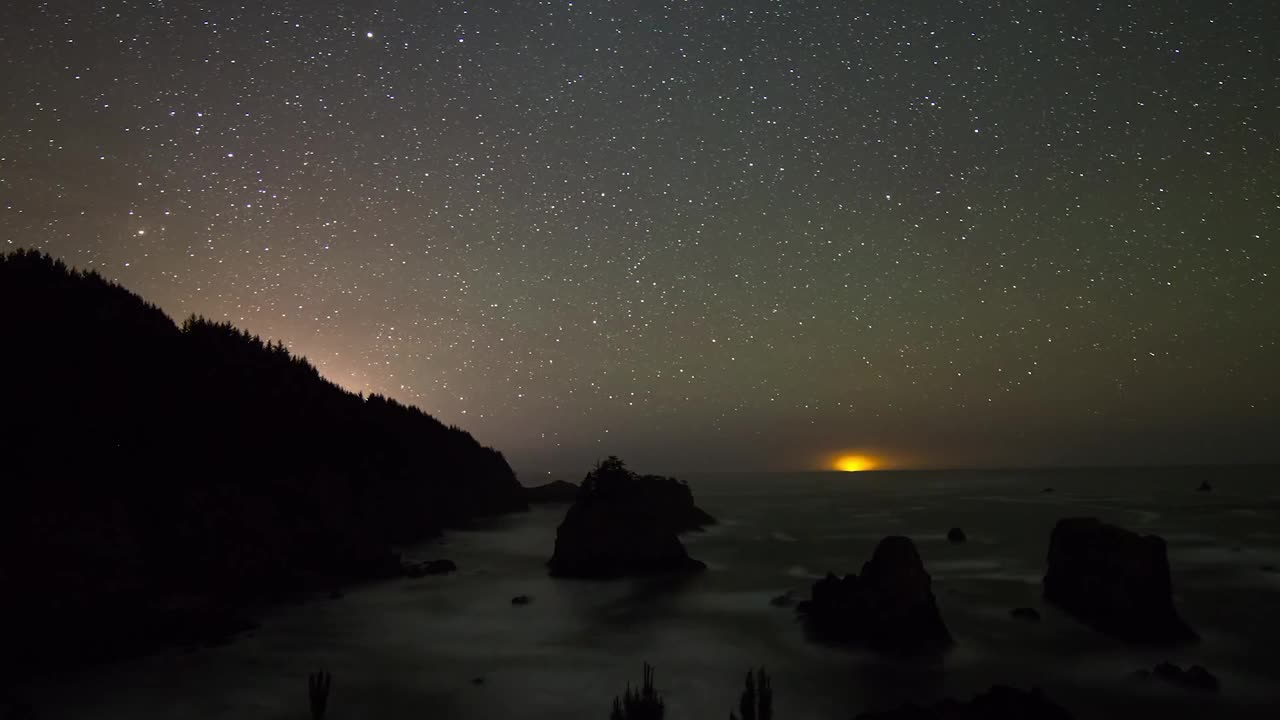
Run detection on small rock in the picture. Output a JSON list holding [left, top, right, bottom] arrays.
[[1196, 481, 1212, 493], [770, 590, 797, 608], [402, 559, 457, 578], [511, 595, 532, 605], [328, 589, 344, 600], [1010, 607, 1041, 622], [471, 676, 485, 686], [947, 527, 967, 543], [1136, 662, 1220, 692], [1042, 487, 1055, 493]]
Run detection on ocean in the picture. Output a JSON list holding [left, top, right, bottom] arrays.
[[26, 466, 1280, 719]]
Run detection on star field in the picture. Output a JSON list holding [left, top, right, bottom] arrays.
[[2, 0, 1277, 471]]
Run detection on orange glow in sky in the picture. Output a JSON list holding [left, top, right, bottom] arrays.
[[832, 454, 878, 472]]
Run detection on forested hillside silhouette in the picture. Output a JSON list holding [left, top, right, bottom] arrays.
[[0, 249, 526, 673]]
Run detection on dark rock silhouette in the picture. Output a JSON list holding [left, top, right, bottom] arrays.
[[0, 250, 527, 675], [1262, 564, 1278, 573], [402, 559, 457, 578], [729, 667, 773, 720], [1043, 518, 1197, 645], [1196, 480, 1212, 492], [609, 662, 665, 720], [855, 685, 1073, 720], [547, 457, 710, 578], [796, 536, 953, 655], [1042, 487, 1055, 493], [770, 590, 798, 608], [511, 594, 532, 605], [524, 479, 581, 503], [1009, 607, 1041, 622], [1132, 662, 1220, 692], [947, 527, 967, 543], [308, 670, 331, 720]]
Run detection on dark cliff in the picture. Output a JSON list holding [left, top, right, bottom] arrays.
[[0, 249, 527, 672]]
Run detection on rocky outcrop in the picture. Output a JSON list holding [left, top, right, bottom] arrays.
[[1043, 518, 1197, 645], [1132, 662, 1219, 692], [402, 559, 456, 577], [855, 686, 1073, 720], [947, 528, 967, 543], [524, 480, 581, 504], [1009, 607, 1041, 622], [511, 594, 532, 605], [1196, 481, 1212, 492], [547, 457, 710, 578], [796, 536, 953, 655], [770, 590, 799, 608]]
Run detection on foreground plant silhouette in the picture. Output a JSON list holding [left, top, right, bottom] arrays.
[[730, 667, 772, 720], [610, 662, 665, 720], [308, 670, 331, 720]]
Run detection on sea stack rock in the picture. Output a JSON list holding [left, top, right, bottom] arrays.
[[547, 456, 712, 578], [947, 527, 967, 543], [1043, 518, 1197, 645], [797, 536, 953, 655], [1196, 480, 1212, 493], [524, 479, 581, 504], [855, 685, 1073, 720]]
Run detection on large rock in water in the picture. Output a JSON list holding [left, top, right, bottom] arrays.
[[1043, 517, 1197, 645], [796, 536, 953, 655], [855, 686, 1073, 720], [547, 457, 712, 578]]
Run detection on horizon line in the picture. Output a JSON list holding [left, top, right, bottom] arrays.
[[521, 460, 1280, 480]]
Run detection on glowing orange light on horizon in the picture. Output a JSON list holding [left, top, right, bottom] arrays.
[[832, 454, 878, 472]]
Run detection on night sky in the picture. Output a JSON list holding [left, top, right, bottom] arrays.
[[2, 1, 1277, 474]]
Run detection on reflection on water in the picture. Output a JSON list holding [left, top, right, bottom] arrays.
[[26, 467, 1280, 719]]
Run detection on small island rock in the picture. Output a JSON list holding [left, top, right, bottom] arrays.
[[947, 527, 967, 543], [547, 457, 711, 578], [770, 590, 798, 608], [524, 480, 581, 504], [1196, 481, 1212, 493], [402, 559, 457, 578], [1010, 607, 1041, 622], [511, 595, 532, 605], [1043, 518, 1196, 645], [797, 535, 953, 655], [1133, 662, 1219, 692]]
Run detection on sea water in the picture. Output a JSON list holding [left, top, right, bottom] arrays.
[[27, 467, 1280, 719]]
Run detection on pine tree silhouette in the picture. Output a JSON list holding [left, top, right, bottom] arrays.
[[308, 670, 331, 720], [730, 668, 772, 720], [609, 663, 665, 720]]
